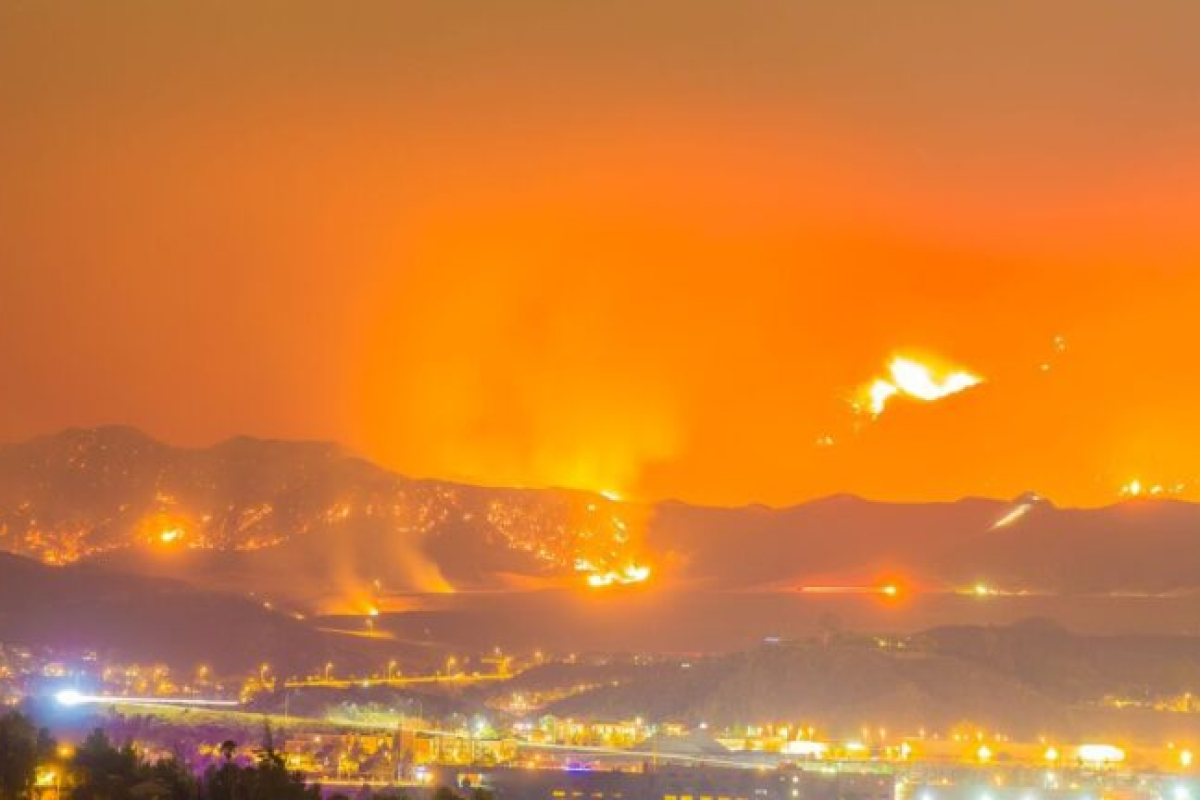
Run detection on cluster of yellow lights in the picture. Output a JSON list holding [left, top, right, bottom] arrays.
[[861, 356, 983, 417]]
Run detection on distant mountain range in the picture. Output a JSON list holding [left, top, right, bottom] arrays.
[[650, 491, 1200, 595], [541, 619, 1200, 740], [230, 620, 1200, 742], [3, 427, 1200, 657]]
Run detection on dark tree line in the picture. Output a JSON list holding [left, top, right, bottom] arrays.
[[1, 711, 489, 800], [0, 710, 55, 800], [1, 712, 317, 800]]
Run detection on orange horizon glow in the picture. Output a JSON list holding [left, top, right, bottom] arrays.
[[5, 3, 1200, 509]]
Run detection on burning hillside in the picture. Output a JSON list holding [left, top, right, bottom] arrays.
[[0, 427, 651, 605]]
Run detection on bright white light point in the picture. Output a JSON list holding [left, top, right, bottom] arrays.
[[599, 490, 621, 502], [1076, 744, 1124, 764], [54, 690, 237, 708]]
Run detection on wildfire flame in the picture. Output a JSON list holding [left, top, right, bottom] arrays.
[[575, 558, 651, 588], [860, 356, 982, 417]]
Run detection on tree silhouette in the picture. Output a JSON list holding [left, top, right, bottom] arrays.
[[199, 722, 317, 800], [0, 710, 54, 800], [70, 728, 140, 800]]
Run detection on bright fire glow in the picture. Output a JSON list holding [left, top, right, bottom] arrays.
[[159, 527, 183, 544], [578, 559, 651, 588], [860, 356, 983, 417]]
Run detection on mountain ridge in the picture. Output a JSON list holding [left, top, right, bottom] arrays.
[[4, 427, 1200, 646]]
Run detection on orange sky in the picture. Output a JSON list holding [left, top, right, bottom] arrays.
[[3, 0, 1200, 507]]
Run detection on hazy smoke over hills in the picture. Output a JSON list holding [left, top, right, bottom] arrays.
[[4, 428, 1200, 644]]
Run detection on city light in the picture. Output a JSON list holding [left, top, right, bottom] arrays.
[[56, 689, 237, 708], [1076, 744, 1125, 766], [782, 741, 829, 758]]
